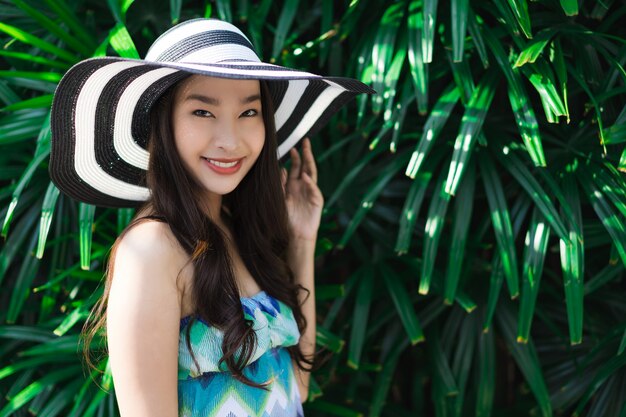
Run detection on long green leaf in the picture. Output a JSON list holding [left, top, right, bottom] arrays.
[[517, 208, 551, 343], [370, 2, 404, 115], [0, 112, 46, 145], [406, 86, 460, 179], [36, 182, 60, 259], [7, 232, 40, 323], [476, 327, 495, 417], [326, 143, 385, 208], [79, 203, 96, 270], [451, 0, 469, 62], [505, 0, 532, 38], [395, 172, 433, 254], [389, 81, 416, 153], [577, 163, 626, 267], [380, 263, 424, 344], [369, 335, 407, 417], [551, 38, 570, 122], [0, 70, 62, 83], [479, 153, 520, 299], [567, 62, 606, 148], [514, 29, 556, 67], [444, 160, 475, 303], [522, 65, 568, 122], [272, 0, 300, 59], [559, 173, 584, 345], [381, 31, 407, 131], [483, 255, 504, 332], [0, 366, 81, 417], [1, 94, 54, 112], [0, 22, 77, 63], [0, 51, 70, 71], [574, 353, 626, 416], [0, 203, 39, 287], [42, 0, 98, 50], [420, 173, 451, 295], [338, 150, 411, 248], [215, 0, 232, 21], [11, 0, 92, 56], [0, 79, 20, 105], [496, 301, 552, 417], [38, 378, 83, 417], [407, 1, 429, 114], [451, 313, 477, 417], [422, 0, 438, 63], [445, 69, 499, 196], [467, 9, 489, 68], [316, 325, 345, 353], [427, 327, 458, 397], [2, 150, 49, 237], [483, 27, 546, 166], [496, 147, 571, 241], [0, 356, 75, 381], [109, 23, 140, 59], [560, 0, 579, 16], [170, 0, 182, 23], [448, 58, 475, 110], [347, 268, 372, 369]]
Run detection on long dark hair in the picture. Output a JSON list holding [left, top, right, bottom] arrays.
[[82, 77, 315, 389]]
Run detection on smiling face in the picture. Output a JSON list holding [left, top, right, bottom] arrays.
[[171, 75, 266, 201]]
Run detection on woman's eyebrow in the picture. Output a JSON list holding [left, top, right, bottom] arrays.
[[186, 94, 219, 105], [242, 94, 261, 104], [185, 94, 261, 105]]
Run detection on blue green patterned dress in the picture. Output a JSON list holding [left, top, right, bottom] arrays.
[[178, 291, 304, 417]]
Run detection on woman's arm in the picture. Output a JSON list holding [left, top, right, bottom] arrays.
[[288, 238, 317, 403], [283, 138, 323, 403], [107, 221, 183, 416]]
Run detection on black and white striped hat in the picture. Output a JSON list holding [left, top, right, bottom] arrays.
[[49, 18, 375, 208]]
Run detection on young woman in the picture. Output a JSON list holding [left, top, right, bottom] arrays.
[[49, 18, 373, 416]]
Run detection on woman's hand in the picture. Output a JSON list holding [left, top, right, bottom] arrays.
[[282, 137, 324, 242]]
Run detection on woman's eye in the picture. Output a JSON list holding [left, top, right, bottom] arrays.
[[241, 109, 258, 117], [193, 110, 213, 118]]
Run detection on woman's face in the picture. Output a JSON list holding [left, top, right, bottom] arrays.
[[171, 75, 265, 198]]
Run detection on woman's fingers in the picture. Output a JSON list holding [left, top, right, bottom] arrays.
[[289, 147, 301, 180], [281, 167, 288, 194], [302, 138, 317, 183], [287, 138, 317, 183]]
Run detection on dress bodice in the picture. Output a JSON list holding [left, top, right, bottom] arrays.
[[177, 291, 304, 417]]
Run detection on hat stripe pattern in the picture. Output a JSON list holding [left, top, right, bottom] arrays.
[[159, 61, 316, 78], [76, 61, 151, 201], [275, 80, 309, 130], [155, 31, 257, 62], [113, 68, 179, 170], [145, 19, 250, 61], [50, 18, 375, 207], [278, 80, 348, 156]]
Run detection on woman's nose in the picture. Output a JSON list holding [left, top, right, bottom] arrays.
[[212, 119, 239, 150]]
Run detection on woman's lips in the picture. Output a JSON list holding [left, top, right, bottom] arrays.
[[202, 157, 243, 174]]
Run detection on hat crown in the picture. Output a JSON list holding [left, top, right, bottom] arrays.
[[144, 18, 261, 64]]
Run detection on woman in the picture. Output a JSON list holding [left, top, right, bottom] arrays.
[[49, 18, 374, 416]]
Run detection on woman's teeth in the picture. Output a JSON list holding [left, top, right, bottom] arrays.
[[207, 159, 239, 168]]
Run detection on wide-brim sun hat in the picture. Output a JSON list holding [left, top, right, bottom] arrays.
[[49, 18, 375, 208]]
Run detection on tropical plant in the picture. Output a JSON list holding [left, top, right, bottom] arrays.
[[1, 0, 625, 416]]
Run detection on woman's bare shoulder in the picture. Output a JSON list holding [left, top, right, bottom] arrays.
[[113, 218, 190, 284]]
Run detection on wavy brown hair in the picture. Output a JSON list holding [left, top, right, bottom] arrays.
[[82, 77, 316, 389]]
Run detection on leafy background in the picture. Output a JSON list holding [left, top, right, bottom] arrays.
[[1, 0, 626, 416]]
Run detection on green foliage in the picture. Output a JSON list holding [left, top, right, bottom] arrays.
[[1, 0, 625, 416]]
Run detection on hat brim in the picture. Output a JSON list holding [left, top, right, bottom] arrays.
[[50, 57, 375, 207]]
